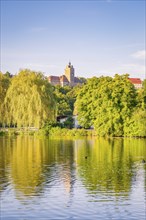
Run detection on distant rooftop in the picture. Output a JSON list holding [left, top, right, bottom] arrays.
[[129, 78, 142, 84]]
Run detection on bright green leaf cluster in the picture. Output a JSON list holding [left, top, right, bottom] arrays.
[[0, 72, 10, 125], [3, 69, 56, 128], [75, 74, 145, 137]]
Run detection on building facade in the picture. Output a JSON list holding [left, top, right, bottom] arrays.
[[48, 62, 82, 87], [64, 62, 75, 86], [129, 78, 142, 89]]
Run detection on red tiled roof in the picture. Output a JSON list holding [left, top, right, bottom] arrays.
[[129, 78, 142, 84], [48, 76, 60, 81], [59, 75, 69, 82]]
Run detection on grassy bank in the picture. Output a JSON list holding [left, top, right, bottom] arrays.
[[0, 127, 145, 138], [0, 127, 96, 137]]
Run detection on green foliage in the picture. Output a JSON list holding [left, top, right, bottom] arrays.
[[135, 79, 146, 110], [7, 129, 18, 136], [49, 127, 68, 136], [4, 69, 56, 128], [141, 79, 146, 107], [75, 74, 140, 137], [4, 71, 13, 78], [41, 121, 63, 135], [124, 109, 146, 137], [0, 72, 10, 125], [1, 68, 145, 138], [54, 85, 82, 116], [75, 76, 102, 128], [49, 127, 94, 137], [63, 116, 74, 129], [54, 85, 72, 116], [142, 79, 146, 91], [0, 131, 5, 136]]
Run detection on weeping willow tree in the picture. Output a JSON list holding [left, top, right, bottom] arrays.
[[0, 72, 10, 126], [5, 69, 56, 128]]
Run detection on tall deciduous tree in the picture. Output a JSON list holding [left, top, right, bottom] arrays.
[[54, 85, 72, 116], [75, 74, 138, 136], [5, 69, 56, 128], [124, 79, 146, 137], [53, 85, 82, 116], [0, 72, 10, 125], [124, 109, 146, 137]]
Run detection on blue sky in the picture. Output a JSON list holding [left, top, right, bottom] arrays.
[[1, 0, 145, 79]]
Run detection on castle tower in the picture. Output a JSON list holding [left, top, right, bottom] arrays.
[[65, 62, 75, 86]]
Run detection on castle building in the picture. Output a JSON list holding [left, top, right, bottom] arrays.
[[48, 62, 82, 87], [65, 62, 75, 86]]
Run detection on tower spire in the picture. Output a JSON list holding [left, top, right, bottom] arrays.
[[65, 61, 74, 86]]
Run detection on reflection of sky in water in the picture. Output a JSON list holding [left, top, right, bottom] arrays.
[[0, 136, 146, 220]]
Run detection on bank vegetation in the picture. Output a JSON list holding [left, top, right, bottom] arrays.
[[0, 70, 145, 137]]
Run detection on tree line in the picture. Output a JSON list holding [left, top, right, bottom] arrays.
[[0, 70, 56, 128], [0, 69, 145, 137], [75, 74, 146, 137]]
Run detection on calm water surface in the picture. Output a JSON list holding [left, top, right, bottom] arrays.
[[0, 136, 146, 220]]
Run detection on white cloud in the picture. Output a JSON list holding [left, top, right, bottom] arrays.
[[132, 50, 146, 59]]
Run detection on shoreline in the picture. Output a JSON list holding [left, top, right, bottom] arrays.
[[0, 128, 146, 139]]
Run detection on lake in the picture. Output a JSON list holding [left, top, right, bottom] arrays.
[[0, 136, 146, 220]]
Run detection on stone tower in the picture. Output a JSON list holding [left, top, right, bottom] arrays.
[[65, 62, 74, 86]]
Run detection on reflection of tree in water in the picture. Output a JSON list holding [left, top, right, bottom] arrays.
[[55, 139, 76, 196], [75, 137, 146, 196], [10, 136, 50, 198], [0, 136, 59, 198], [0, 137, 13, 193], [35, 138, 76, 205], [0, 136, 145, 201], [44, 138, 76, 203], [0, 136, 76, 201]]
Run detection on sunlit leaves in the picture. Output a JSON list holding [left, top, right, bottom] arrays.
[[0, 72, 10, 125], [4, 69, 56, 128], [75, 74, 140, 136], [124, 109, 146, 137]]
